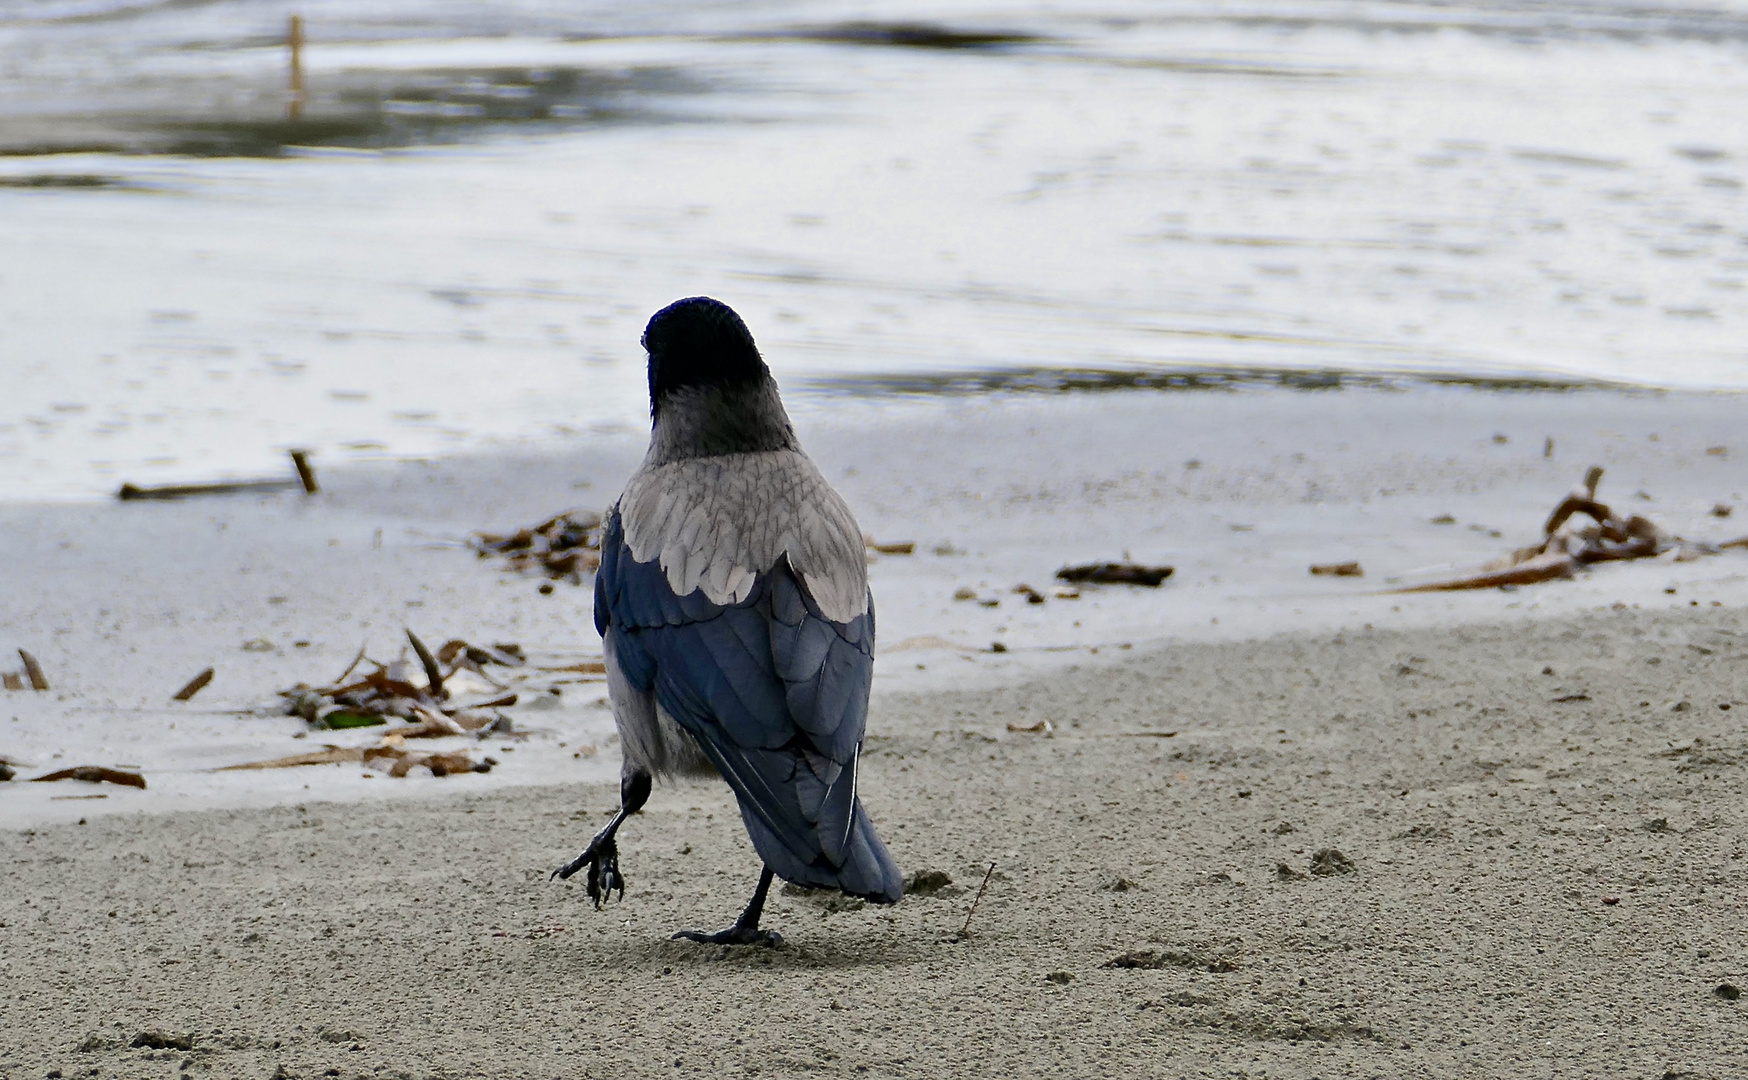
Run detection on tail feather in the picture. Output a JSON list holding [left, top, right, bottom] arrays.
[[737, 797, 902, 903]]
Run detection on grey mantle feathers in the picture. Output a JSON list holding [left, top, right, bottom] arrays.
[[618, 447, 870, 625]]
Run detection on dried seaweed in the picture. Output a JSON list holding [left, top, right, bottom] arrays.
[[1056, 562, 1175, 587], [278, 628, 525, 738], [218, 741, 493, 776], [31, 766, 146, 789], [17, 649, 48, 691], [471, 510, 603, 582], [866, 538, 917, 555], [219, 746, 365, 770]]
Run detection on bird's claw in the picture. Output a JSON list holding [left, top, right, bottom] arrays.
[[554, 833, 625, 909], [671, 926, 783, 948], [586, 844, 624, 909]]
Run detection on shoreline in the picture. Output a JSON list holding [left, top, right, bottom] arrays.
[[5, 383, 1748, 826]]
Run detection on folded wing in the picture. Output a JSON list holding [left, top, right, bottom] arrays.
[[597, 506, 902, 902]]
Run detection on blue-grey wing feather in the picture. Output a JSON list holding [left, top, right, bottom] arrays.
[[596, 507, 901, 901]]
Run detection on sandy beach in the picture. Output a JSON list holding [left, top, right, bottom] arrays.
[[5, 2, 1747, 1075], [3, 386, 1748, 1078], [5, 602, 1747, 1079]]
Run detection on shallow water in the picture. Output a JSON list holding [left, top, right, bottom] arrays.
[[2, 0, 1745, 501]]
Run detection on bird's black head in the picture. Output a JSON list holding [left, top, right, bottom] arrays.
[[642, 297, 769, 415], [639, 296, 797, 461]]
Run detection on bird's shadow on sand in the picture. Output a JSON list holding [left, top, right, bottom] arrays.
[[563, 921, 962, 972]]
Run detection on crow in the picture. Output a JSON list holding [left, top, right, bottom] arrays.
[[554, 296, 904, 946]]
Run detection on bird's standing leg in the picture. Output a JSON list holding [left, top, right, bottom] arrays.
[[553, 769, 651, 908], [672, 864, 783, 948]]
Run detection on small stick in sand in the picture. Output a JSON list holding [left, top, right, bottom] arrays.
[[288, 14, 305, 121], [957, 862, 997, 939], [118, 451, 319, 502], [289, 449, 319, 494], [118, 478, 300, 501], [328, 641, 368, 688], [407, 629, 445, 698], [173, 667, 215, 702], [18, 649, 47, 691]]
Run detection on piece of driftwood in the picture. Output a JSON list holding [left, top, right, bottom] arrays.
[[1392, 550, 1577, 593], [31, 766, 146, 789], [866, 539, 916, 555], [1056, 562, 1175, 587], [119, 478, 299, 500], [1310, 562, 1363, 577], [118, 450, 318, 501], [172, 668, 215, 701], [1392, 467, 1702, 593]]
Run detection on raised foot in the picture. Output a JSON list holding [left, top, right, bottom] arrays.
[[552, 834, 624, 909], [671, 926, 783, 948]]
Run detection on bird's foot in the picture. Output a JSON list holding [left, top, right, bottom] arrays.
[[671, 925, 783, 948], [552, 832, 624, 909]]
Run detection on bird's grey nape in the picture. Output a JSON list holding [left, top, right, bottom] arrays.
[[640, 296, 800, 462], [645, 379, 799, 465]]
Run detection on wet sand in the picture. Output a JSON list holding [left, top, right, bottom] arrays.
[[5, 385, 1748, 826], [5, 604, 1747, 1079]]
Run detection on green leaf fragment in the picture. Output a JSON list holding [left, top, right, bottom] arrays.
[[322, 711, 386, 729]]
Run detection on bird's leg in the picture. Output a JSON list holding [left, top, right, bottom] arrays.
[[553, 769, 651, 908], [672, 864, 783, 948]]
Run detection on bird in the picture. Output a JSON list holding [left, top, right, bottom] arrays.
[[554, 296, 904, 946]]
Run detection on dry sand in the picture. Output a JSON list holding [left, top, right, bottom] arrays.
[[6, 604, 1747, 1079]]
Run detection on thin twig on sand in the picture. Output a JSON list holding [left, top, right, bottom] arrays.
[[956, 862, 998, 940], [172, 668, 215, 702], [117, 450, 317, 502]]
